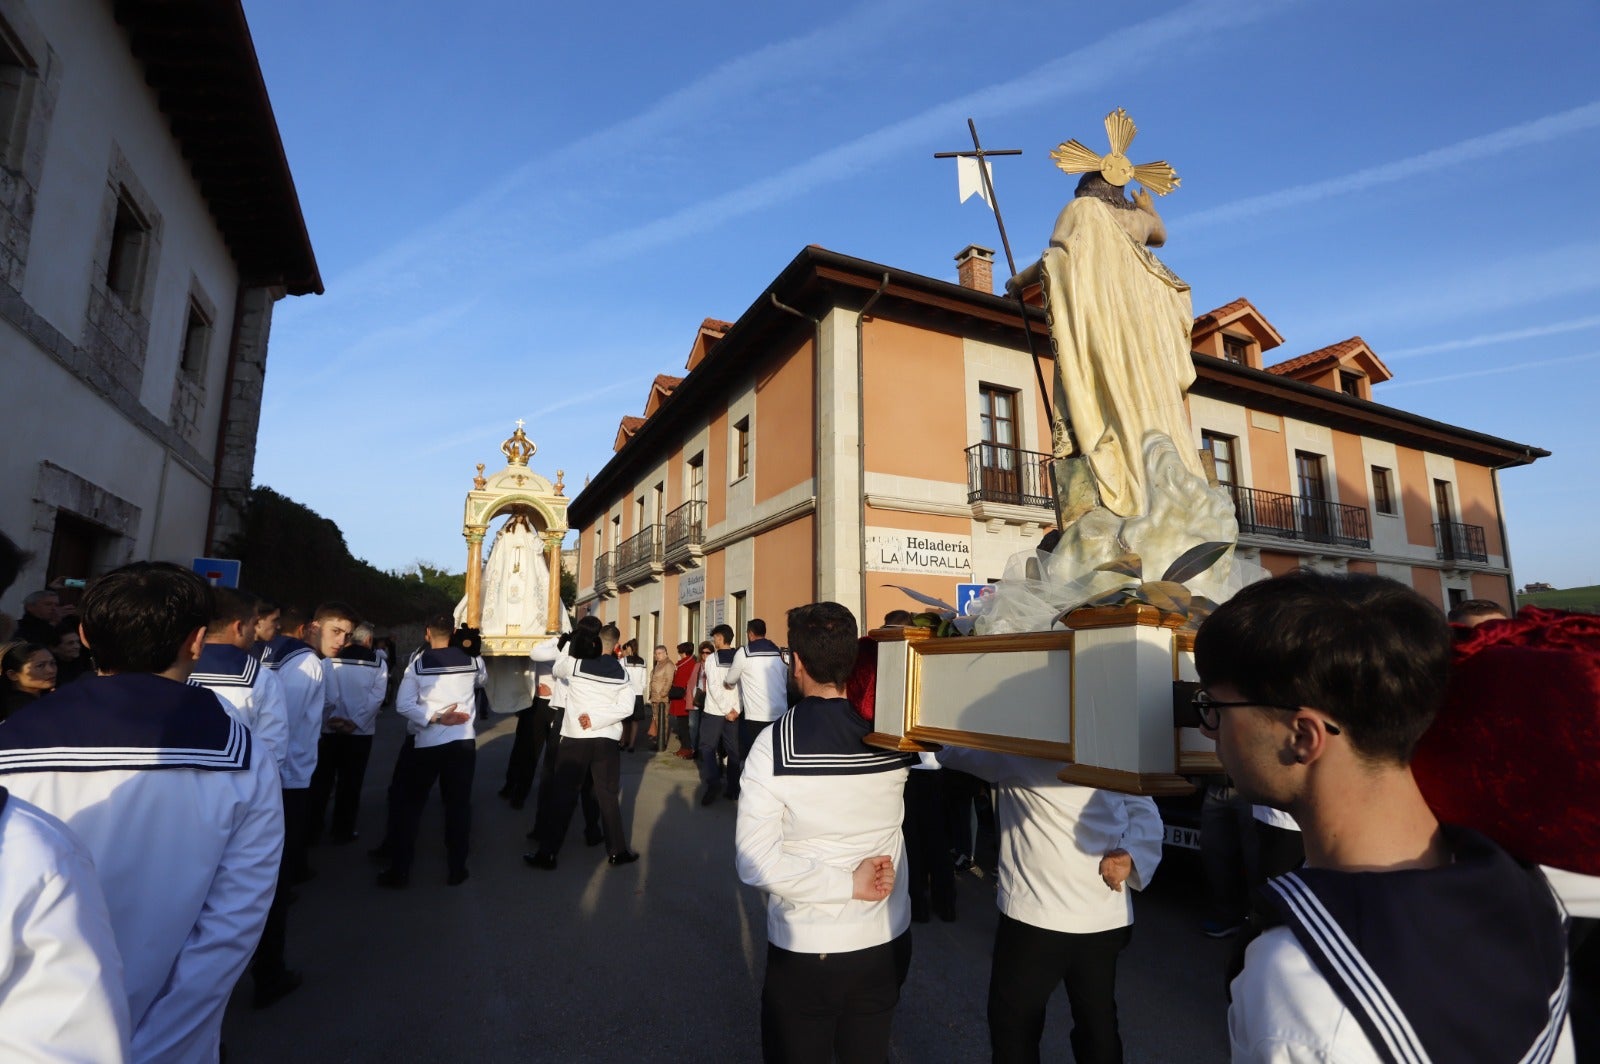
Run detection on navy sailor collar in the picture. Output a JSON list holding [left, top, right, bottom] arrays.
[[263, 635, 314, 670], [1259, 826, 1568, 1064], [714, 647, 738, 667], [190, 643, 259, 688], [772, 697, 917, 777], [576, 656, 626, 681], [417, 646, 475, 673], [0, 673, 251, 774], [744, 638, 782, 657]]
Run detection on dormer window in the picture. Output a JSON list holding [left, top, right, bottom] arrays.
[[1340, 371, 1363, 398], [1222, 335, 1250, 365]]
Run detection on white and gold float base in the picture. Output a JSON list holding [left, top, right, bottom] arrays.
[[865, 605, 1218, 797]]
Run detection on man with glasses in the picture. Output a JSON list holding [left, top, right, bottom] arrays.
[[1195, 571, 1572, 1062]]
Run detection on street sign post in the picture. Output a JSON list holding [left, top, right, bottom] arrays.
[[192, 557, 242, 588]]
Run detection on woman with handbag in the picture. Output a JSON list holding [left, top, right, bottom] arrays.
[[666, 643, 700, 759]]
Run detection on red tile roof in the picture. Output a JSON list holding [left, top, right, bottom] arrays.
[[1192, 298, 1251, 329], [701, 318, 732, 334], [653, 374, 684, 393], [618, 415, 646, 434], [1266, 337, 1369, 377]]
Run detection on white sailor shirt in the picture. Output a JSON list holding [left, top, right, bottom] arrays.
[[624, 658, 649, 700], [723, 638, 789, 722], [395, 647, 484, 749], [530, 637, 569, 709], [735, 697, 917, 954], [702, 647, 740, 718], [189, 642, 289, 773], [324, 646, 388, 736], [0, 789, 132, 1063], [553, 656, 634, 741], [936, 748, 1162, 935], [262, 635, 328, 788], [0, 674, 283, 1064]]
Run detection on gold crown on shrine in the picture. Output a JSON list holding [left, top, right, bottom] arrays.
[[501, 419, 536, 466], [1050, 108, 1181, 195]]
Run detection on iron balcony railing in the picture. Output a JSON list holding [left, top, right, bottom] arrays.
[[594, 551, 614, 590], [664, 499, 706, 555], [1435, 521, 1488, 564], [965, 443, 1053, 509], [1232, 486, 1371, 550], [615, 525, 664, 583]]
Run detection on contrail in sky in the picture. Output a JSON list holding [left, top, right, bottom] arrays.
[[1179, 100, 1600, 230], [1384, 315, 1600, 360], [1379, 349, 1600, 390]]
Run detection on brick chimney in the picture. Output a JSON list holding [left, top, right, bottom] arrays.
[[955, 244, 995, 294]]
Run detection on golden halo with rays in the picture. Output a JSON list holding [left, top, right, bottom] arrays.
[[1049, 108, 1181, 196]]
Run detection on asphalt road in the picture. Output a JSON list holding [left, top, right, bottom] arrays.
[[221, 710, 1237, 1062]]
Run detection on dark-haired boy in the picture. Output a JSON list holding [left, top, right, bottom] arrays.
[[525, 622, 637, 869], [190, 586, 289, 774], [1195, 571, 1573, 1061], [0, 562, 283, 1061], [697, 623, 742, 805], [724, 617, 789, 764], [382, 614, 484, 887], [735, 602, 916, 1063]]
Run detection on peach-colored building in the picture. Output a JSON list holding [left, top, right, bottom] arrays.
[[568, 245, 1546, 650]]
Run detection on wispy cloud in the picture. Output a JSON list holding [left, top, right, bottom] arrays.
[[1379, 349, 1600, 390], [569, 0, 1300, 266], [1178, 99, 1600, 231], [1385, 315, 1600, 360], [301, 0, 930, 314], [414, 381, 638, 457]]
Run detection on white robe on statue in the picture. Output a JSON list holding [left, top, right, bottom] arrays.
[[1041, 196, 1201, 518]]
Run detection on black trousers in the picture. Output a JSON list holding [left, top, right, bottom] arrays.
[[388, 738, 475, 877], [946, 768, 998, 869], [530, 716, 600, 843], [375, 735, 416, 858], [698, 714, 743, 795], [539, 735, 626, 856], [988, 914, 1131, 1064], [253, 786, 309, 982], [761, 931, 912, 1064], [903, 769, 955, 911], [502, 698, 556, 803], [307, 732, 373, 840]]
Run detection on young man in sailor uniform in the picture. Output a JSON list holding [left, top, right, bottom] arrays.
[[935, 748, 1162, 1063], [381, 614, 485, 887], [524, 622, 638, 869], [190, 586, 289, 775], [697, 623, 743, 805], [1196, 572, 1575, 1062], [309, 622, 387, 844], [735, 602, 917, 1064], [723, 617, 789, 764], [250, 598, 280, 661], [523, 616, 605, 841], [0, 788, 132, 1061], [0, 562, 283, 1063], [501, 632, 559, 809]]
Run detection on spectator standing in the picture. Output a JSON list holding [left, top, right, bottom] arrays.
[[697, 625, 742, 806], [665, 643, 698, 758], [648, 644, 674, 751], [14, 590, 61, 647], [51, 619, 94, 685], [1, 641, 56, 721]]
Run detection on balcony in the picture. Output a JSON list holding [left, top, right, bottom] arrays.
[[965, 443, 1053, 509], [593, 551, 616, 597], [663, 499, 706, 571], [1435, 521, 1488, 565], [1232, 486, 1371, 551], [615, 525, 664, 586]]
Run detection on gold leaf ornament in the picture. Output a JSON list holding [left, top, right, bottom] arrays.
[[1050, 107, 1181, 195]]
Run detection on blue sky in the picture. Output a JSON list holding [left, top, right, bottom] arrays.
[[243, 0, 1600, 588]]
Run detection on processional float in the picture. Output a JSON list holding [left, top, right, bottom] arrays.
[[868, 110, 1230, 795], [456, 421, 570, 711]]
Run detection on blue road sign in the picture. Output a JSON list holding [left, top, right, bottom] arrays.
[[192, 557, 242, 588], [956, 583, 992, 616]]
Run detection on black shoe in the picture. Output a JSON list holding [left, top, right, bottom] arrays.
[[523, 851, 558, 870], [252, 970, 303, 1009], [700, 788, 718, 807], [375, 869, 410, 889], [447, 869, 470, 886], [933, 898, 958, 923], [584, 831, 605, 848], [607, 851, 640, 866]]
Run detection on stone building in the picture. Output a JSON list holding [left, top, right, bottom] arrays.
[[0, 0, 320, 610], [567, 244, 1546, 651]]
